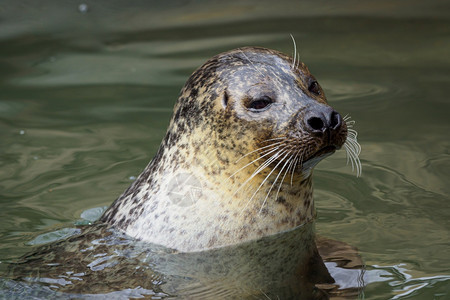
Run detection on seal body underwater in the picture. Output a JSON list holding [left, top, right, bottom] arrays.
[[3, 47, 362, 299], [102, 46, 359, 252]]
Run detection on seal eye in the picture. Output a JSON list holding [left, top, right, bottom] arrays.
[[308, 80, 321, 95], [248, 96, 273, 112]]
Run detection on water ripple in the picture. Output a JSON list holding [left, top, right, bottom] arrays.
[[322, 79, 391, 101]]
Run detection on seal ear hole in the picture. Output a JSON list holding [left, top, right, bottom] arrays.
[[308, 80, 321, 95], [222, 91, 229, 109], [247, 96, 274, 112]]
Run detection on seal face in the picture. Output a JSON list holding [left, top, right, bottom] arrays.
[[101, 47, 352, 252]]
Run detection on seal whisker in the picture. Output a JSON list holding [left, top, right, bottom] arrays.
[[345, 136, 358, 151], [345, 119, 361, 156], [341, 115, 362, 176], [258, 164, 290, 214], [347, 128, 358, 138], [238, 49, 265, 77], [263, 136, 287, 142], [289, 149, 302, 185], [233, 147, 286, 198], [347, 130, 360, 148], [262, 151, 294, 209], [343, 114, 354, 122], [346, 120, 356, 128], [235, 140, 285, 163], [275, 153, 296, 200], [247, 148, 286, 184], [298, 149, 306, 166], [260, 289, 271, 300], [254, 150, 292, 213], [344, 144, 355, 171], [238, 148, 288, 212], [283, 155, 296, 182], [295, 149, 308, 176], [344, 115, 357, 129], [346, 136, 360, 158], [347, 141, 361, 159], [351, 144, 362, 176], [346, 135, 361, 156], [344, 139, 362, 177], [290, 34, 297, 69], [230, 144, 283, 180], [231, 138, 290, 180], [344, 144, 361, 176]]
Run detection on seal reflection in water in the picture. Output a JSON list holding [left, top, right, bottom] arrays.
[[5, 47, 362, 299]]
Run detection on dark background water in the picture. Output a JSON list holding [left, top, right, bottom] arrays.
[[0, 0, 449, 298]]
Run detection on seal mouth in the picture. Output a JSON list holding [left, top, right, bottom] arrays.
[[312, 145, 337, 159], [299, 145, 338, 176], [301, 145, 337, 165]]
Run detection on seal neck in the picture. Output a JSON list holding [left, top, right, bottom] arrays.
[[103, 129, 317, 252], [150, 142, 315, 251]]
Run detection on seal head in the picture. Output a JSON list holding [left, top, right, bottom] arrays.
[[102, 47, 348, 252]]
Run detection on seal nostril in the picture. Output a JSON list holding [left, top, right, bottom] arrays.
[[222, 91, 229, 108], [305, 108, 342, 133], [307, 117, 325, 132], [330, 111, 342, 130]]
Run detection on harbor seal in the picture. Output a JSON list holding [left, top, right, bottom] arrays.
[[101, 46, 361, 252]]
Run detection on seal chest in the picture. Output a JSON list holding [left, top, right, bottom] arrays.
[[102, 47, 356, 252]]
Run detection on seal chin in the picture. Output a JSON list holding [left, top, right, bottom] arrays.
[[300, 146, 337, 178], [313, 145, 338, 158]]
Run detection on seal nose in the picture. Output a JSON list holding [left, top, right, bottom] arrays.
[[305, 106, 342, 134]]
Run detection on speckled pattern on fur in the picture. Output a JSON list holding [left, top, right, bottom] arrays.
[[101, 47, 348, 252]]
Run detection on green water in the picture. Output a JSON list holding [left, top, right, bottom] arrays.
[[0, 0, 449, 298]]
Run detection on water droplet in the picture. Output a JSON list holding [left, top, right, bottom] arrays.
[[78, 3, 88, 13]]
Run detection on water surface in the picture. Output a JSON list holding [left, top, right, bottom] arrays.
[[0, 0, 449, 299]]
